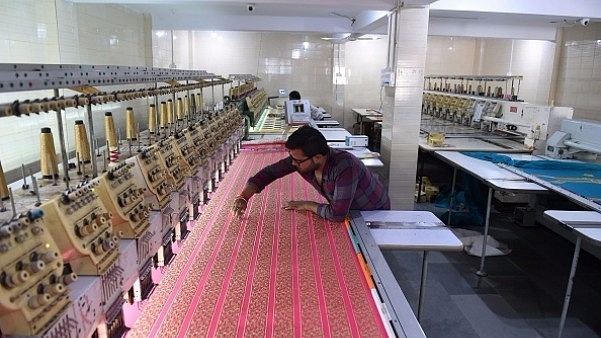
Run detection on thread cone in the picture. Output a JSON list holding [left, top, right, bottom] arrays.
[[40, 127, 59, 179], [104, 112, 120, 165], [0, 160, 9, 200], [160, 101, 168, 129], [167, 99, 174, 124], [125, 107, 137, 140], [74, 120, 91, 163], [148, 104, 156, 134]]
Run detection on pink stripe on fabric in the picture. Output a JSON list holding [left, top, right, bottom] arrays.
[[176, 212, 234, 338], [290, 176, 302, 338], [324, 222, 361, 337], [303, 182, 332, 338], [264, 176, 281, 338], [148, 147, 250, 337], [204, 152, 271, 338], [236, 153, 272, 337]]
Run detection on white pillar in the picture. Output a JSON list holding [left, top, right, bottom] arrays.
[[380, 6, 429, 209]]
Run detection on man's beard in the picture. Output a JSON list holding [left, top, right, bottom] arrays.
[[296, 159, 318, 173]]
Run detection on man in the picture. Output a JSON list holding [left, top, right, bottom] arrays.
[[232, 125, 390, 221], [288, 90, 325, 121]]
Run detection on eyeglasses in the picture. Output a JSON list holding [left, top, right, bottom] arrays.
[[289, 154, 313, 165]]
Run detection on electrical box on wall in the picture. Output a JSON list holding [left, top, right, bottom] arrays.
[[380, 68, 394, 87]]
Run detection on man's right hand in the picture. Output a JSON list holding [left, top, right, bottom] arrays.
[[232, 196, 248, 218]]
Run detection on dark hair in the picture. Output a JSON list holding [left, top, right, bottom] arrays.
[[288, 90, 301, 100], [285, 125, 329, 157]]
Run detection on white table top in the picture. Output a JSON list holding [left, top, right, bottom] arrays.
[[434, 151, 526, 181], [318, 128, 352, 141], [361, 211, 464, 251], [314, 120, 340, 126], [419, 137, 531, 153], [486, 179, 548, 193], [344, 148, 384, 167], [575, 228, 601, 244], [361, 210, 442, 223], [544, 210, 601, 244], [352, 108, 382, 117], [544, 210, 601, 225], [364, 115, 383, 122]]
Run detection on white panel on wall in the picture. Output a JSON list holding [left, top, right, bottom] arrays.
[[344, 38, 388, 130], [74, 2, 149, 65], [426, 36, 477, 75], [556, 23, 601, 121]]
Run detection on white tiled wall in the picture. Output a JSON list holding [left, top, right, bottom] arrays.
[[426, 36, 477, 75], [426, 37, 555, 105], [343, 38, 388, 130], [153, 30, 334, 111], [0, 0, 60, 64], [0, 0, 151, 176]]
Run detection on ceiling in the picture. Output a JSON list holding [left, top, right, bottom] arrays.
[[69, 0, 601, 40]]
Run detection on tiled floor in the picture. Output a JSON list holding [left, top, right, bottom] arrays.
[[383, 207, 601, 338]]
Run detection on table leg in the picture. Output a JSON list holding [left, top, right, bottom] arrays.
[[447, 168, 457, 226], [417, 250, 429, 321], [558, 236, 581, 338], [417, 148, 425, 204], [360, 119, 364, 134], [476, 187, 493, 277]]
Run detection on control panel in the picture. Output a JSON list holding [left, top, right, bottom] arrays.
[[95, 162, 149, 239], [154, 138, 187, 191], [0, 211, 75, 336], [125, 148, 171, 211], [40, 180, 120, 276]]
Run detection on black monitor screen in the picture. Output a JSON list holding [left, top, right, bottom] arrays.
[[293, 103, 305, 113]]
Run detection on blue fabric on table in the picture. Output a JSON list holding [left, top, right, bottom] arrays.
[[462, 152, 601, 205]]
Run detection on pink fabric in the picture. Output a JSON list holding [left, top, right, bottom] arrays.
[[127, 148, 388, 338]]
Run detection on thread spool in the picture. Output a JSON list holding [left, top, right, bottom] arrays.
[[18, 102, 33, 115], [167, 99, 174, 124], [0, 160, 9, 200], [184, 95, 190, 118], [195, 93, 202, 113], [148, 104, 156, 134], [176, 98, 184, 121], [1, 105, 13, 116], [104, 112, 120, 165], [40, 127, 59, 179], [160, 101, 168, 129], [77, 96, 89, 106], [104, 112, 118, 148], [64, 97, 76, 108], [91, 95, 104, 105], [189, 94, 196, 114], [125, 107, 137, 140], [47, 99, 58, 111], [74, 120, 91, 163], [31, 100, 46, 113]]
